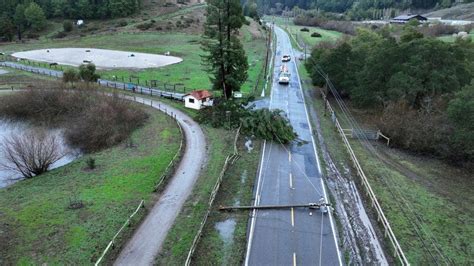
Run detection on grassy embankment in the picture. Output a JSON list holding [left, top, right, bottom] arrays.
[[0, 6, 268, 96], [298, 62, 474, 264], [0, 68, 55, 89], [0, 94, 181, 264]]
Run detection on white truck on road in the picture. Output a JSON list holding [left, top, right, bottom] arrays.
[[278, 64, 290, 85]]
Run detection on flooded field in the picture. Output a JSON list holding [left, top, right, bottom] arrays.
[[0, 120, 78, 188]]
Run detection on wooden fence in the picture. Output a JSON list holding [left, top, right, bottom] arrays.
[[320, 89, 410, 265], [95, 200, 145, 265], [154, 118, 185, 192], [185, 127, 241, 266]]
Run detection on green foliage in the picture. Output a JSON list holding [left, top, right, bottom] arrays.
[[62, 69, 79, 83], [202, 0, 249, 99], [306, 27, 474, 163], [447, 83, 474, 161], [79, 64, 100, 82], [13, 4, 27, 40], [24, 2, 47, 32], [196, 99, 250, 128], [196, 99, 297, 143], [0, 13, 15, 41], [241, 108, 297, 143], [63, 20, 73, 32], [1, 0, 142, 20]]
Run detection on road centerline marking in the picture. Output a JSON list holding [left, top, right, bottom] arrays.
[[291, 207, 295, 227], [289, 173, 293, 189], [293, 252, 297, 266]]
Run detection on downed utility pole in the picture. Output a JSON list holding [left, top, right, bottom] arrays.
[[219, 202, 331, 212]]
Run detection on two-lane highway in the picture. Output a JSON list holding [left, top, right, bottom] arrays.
[[246, 26, 342, 265]]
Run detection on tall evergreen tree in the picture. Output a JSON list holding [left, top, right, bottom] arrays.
[[202, 0, 249, 99]]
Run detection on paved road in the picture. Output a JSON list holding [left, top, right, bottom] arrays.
[[246, 26, 342, 266], [0, 61, 207, 265]]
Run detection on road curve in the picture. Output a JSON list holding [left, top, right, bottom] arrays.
[[114, 97, 207, 265], [0, 61, 207, 265]]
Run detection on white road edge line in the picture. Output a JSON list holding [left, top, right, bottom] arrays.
[[245, 141, 266, 266], [286, 27, 343, 266]]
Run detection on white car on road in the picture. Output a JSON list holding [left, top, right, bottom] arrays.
[[281, 54, 291, 62]]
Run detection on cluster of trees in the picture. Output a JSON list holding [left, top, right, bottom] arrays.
[[306, 27, 474, 164], [0, 0, 142, 40], [247, 0, 474, 20], [0, 0, 142, 20], [0, 2, 47, 41]]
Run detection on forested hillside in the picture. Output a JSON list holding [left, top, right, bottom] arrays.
[[250, 0, 474, 19], [0, 0, 143, 20]]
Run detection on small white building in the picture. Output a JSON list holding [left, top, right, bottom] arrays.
[[183, 90, 213, 110]]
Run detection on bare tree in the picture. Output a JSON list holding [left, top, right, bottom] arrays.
[[0, 130, 66, 178]]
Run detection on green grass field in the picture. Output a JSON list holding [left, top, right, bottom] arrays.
[[0, 105, 181, 264], [438, 30, 474, 42], [298, 63, 474, 264], [0, 16, 267, 96], [267, 16, 342, 49]]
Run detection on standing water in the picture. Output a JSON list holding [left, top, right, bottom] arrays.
[[0, 120, 79, 188]]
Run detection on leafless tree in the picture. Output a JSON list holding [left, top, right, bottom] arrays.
[[0, 130, 66, 178]]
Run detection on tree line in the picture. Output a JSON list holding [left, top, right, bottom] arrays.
[[306, 26, 474, 166], [248, 0, 474, 20], [0, 0, 142, 40]]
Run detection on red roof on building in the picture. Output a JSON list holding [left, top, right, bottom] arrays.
[[186, 90, 212, 100]]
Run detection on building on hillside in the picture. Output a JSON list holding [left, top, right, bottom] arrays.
[[390, 14, 427, 24], [183, 90, 213, 110]]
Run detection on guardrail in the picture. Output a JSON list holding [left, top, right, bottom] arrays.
[[320, 89, 409, 265], [185, 127, 241, 266], [95, 200, 145, 265]]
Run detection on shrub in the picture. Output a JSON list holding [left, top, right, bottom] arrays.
[[63, 68, 79, 83], [117, 20, 128, 27], [301, 27, 310, 32], [136, 22, 153, 30], [0, 129, 66, 178], [0, 87, 148, 153], [52, 31, 67, 38], [86, 157, 96, 169], [79, 63, 100, 82], [311, 32, 322, 37], [63, 21, 73, 32]]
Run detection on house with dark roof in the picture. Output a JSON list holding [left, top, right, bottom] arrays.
[[183, 90, 213, 110], [390, 14, 427, 24]]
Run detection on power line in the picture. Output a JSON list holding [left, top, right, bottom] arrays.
[[314, 65, 452, 265]]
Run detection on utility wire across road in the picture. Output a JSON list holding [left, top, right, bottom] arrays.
[[245, 26, 342, 266]]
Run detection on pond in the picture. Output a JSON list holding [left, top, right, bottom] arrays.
[[0, 120, 79, 188]]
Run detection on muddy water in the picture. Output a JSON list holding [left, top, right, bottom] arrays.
[[215, 218, 237, 244], [0, 120, 78, 188]]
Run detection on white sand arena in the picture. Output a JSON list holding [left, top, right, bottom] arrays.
[[12, 48, 183, 69]]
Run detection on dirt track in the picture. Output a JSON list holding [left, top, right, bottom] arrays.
[[12, 48, 182, 70]]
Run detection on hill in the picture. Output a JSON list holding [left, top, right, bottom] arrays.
[[424, 2, 474, 20]]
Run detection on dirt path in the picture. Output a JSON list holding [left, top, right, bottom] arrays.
[[114, 96, 207, 266]]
